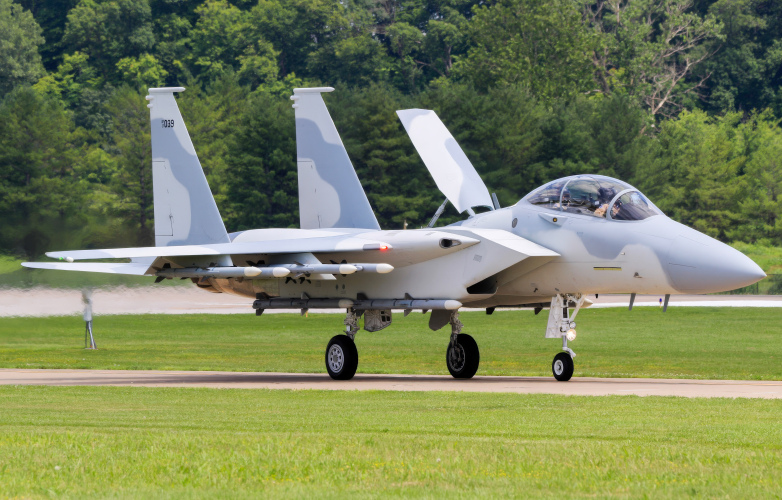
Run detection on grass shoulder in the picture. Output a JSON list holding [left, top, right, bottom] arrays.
[[2, 308, 781, 380], [0, 386, 779, 498]]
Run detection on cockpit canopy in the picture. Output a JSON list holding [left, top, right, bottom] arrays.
[[521, 175, 661, 221]]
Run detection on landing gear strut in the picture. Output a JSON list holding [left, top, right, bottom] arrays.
[[546, 294, 586, 382], [446, 312, 480, 379], [325, 308, 359, 380]]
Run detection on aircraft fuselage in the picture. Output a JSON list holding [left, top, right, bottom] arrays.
[[205, 201, 763, 307]]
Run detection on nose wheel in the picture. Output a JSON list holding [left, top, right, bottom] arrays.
[[552, 352, 574, 381]]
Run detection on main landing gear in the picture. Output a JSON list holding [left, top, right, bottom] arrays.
[[446, 312, 479, 379], [324, 309, 480, 381], [325, 308, 360, 380], [545, 294, 586, 382]]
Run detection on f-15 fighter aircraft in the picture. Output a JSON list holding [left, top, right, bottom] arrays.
[[24, 87, 766, 382]]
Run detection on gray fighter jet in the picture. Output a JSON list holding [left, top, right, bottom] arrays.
[[23, 87, 766, 381]]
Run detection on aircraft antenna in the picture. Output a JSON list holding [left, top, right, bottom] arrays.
[[427, 198, 449, 228]]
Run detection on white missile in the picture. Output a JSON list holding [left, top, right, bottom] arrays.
[[156, 266, 290, 279]]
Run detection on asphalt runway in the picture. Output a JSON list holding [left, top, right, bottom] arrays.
[[2, 369, 780, 398]]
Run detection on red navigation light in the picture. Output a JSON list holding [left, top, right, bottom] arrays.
[[380, 245, 389, 251]]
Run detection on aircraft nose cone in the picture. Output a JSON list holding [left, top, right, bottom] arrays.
[[667, 231, 766, 293]]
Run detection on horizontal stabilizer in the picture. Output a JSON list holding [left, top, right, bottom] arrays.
[[397, 109, 493, 213], [22, 262, 150, 275], [45, 236, 393, 261]]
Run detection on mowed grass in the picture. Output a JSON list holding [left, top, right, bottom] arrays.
[[1, 386, 780, 499], [1, 307, 781, 380]]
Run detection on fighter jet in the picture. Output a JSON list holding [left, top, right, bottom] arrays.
[[23, 87, 766, 382]]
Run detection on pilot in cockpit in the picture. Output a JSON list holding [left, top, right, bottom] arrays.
[[552, 188, 571, 210], [593, 186, 616, 218]]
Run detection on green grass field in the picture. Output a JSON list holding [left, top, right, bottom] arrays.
[[2, 308, 781, 380], [1, 386, 780, 499], [3, 308, 782, 497]]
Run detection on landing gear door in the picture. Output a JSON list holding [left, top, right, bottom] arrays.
[[545, 296, 563, 338], [364, 309, 392, 332]]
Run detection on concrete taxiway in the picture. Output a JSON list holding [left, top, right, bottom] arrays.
[[2, 287, 782, 317], [2, 369, 780, 399]]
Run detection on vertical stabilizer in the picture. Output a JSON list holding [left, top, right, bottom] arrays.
[[291, 87, 380, 230], [146, 88, 230, 248]]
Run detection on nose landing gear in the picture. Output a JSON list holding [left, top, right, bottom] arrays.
[[546, 294, 585, 382]]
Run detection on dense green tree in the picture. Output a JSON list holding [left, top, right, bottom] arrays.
[[250, 0, 352, 78], [455, 0, 597, 98], [153, 12, 194, 86], [0, 0, 781, 255], [417, 82, 549, 205], [17, 0, 78, 70], [224, 90, 298, 230], [0, 87, 86, 256], [0, 0, 45, 96], [383, 0, 478, 91], [62, 0, 156, 81], [102, 86, 154, 245], [638, 109, 744, 239], [330, 83, 439, 228], [730, 111, 782, 243], [116, 53, 168, 88], [181, 75, 252, 209], [584, 0, 723, 117], [190, 0, 278, 87], [540, 94, 658, 186], [33, 51, 101, 108], [696, 0, 782, 116]]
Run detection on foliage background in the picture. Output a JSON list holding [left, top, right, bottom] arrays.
[[2, 0, 782, 257]]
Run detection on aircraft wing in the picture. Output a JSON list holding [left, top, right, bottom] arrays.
[[397, 109, 493, 213], [22, 262, 150, 275], [44, 235, 393, 261]]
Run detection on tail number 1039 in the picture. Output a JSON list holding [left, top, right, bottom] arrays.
[[162, 119, 175, 128]]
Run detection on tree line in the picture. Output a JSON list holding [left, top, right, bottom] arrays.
[[1, 0, 782, 258]]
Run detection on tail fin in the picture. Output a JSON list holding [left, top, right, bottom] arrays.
[[291, 87, 380, 230], [146, 87, 230, 247]]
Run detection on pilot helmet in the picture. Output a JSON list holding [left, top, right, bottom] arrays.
[[598, 186, 615, 204]]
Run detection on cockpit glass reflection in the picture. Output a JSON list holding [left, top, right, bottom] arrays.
[[559, 177, 628, 218], [522, 175, 660, 221], [526, 179, 568, 209], [609, 191, 658, 221]]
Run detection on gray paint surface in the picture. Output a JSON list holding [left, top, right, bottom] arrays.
[[25, 90, 766, 318], [147, 88, 230, 248], [397, 109, 493, 213], [293, 88, 380, 230]]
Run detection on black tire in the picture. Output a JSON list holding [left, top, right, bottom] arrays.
[[446, 333, 480, 379], [552, 352, 574, 382], [325, 335, 358, 380]]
